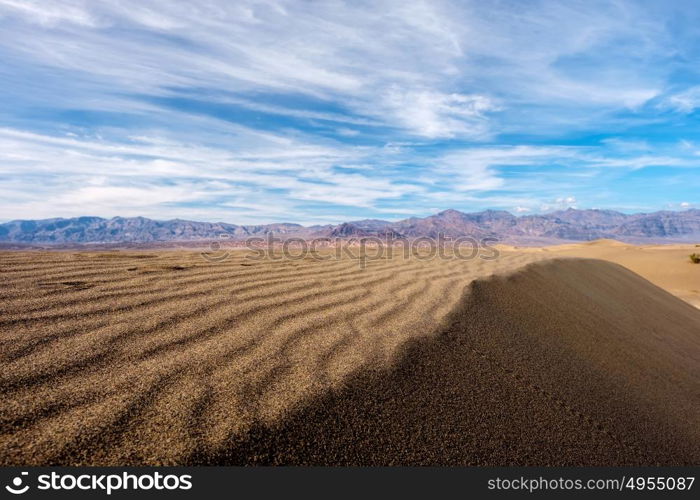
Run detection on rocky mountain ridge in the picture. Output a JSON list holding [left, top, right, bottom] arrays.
[[2, 208, 699, 244]]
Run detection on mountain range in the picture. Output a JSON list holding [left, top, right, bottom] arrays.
[[1, 208, 700, 245]]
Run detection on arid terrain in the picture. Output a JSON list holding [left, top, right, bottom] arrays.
[[0, 241, 699, 465]]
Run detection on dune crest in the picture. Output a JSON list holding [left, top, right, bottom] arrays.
[[219, 259, 700, 465], [581, 238, 631, 246]]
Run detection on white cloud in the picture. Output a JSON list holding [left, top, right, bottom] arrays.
[[1, 124, 697, 222], [0, 1, 697, 221], [659, 86, 700, 113], [0, 0, 675, 140], [377, 88, 497, 138], [0, 0, 98, 26], [0, 126, 424, 222]]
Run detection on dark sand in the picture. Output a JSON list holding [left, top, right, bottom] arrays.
[[214, 259, 700, 465]]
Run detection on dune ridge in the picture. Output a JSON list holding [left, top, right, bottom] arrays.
[[216, 259, 700, 466]]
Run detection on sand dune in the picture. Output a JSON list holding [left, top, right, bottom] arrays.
[[581, 238, 632, 247], [221, 259, 700, 465], [1, 248, 698, 465]]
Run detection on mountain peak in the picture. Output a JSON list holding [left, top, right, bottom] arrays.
[[436, 209, 465, 217]]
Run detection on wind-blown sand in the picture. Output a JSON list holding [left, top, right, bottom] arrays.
[[0, 242, 698, 465]]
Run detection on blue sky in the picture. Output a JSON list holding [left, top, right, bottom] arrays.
[[0, 0, 699, 224]]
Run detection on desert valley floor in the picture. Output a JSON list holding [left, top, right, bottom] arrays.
[[1, 241, 699, 465]]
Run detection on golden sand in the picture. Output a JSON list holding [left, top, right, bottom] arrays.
[[0, 241, 698, 465]]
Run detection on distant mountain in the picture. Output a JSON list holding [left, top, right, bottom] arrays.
[[0, 216, 311, 244], [344, 219, 393, 231], [615, 210, 700, 238], [327, 222, 403, 239], [392, 209, 517, 239], [1, 208, 699, 245]]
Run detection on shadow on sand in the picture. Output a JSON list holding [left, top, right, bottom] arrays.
[[194, 259, 700, 466]]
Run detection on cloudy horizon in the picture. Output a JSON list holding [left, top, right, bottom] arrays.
[[1, 0, 699, 224]]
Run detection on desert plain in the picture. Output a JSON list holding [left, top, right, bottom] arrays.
[[0, 240, 699, 465]]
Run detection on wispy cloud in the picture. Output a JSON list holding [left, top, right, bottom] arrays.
[[659, 86, 700, 113], [0, 0, 698, 222]]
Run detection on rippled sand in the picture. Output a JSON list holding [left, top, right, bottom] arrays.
[[0, 248, 543, 465], [1, 244, 698, 465]]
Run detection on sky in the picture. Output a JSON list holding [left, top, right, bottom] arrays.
[[0, 0, 699, 224]]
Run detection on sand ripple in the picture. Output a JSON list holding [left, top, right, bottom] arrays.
[[0, 249, 544, 465]]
